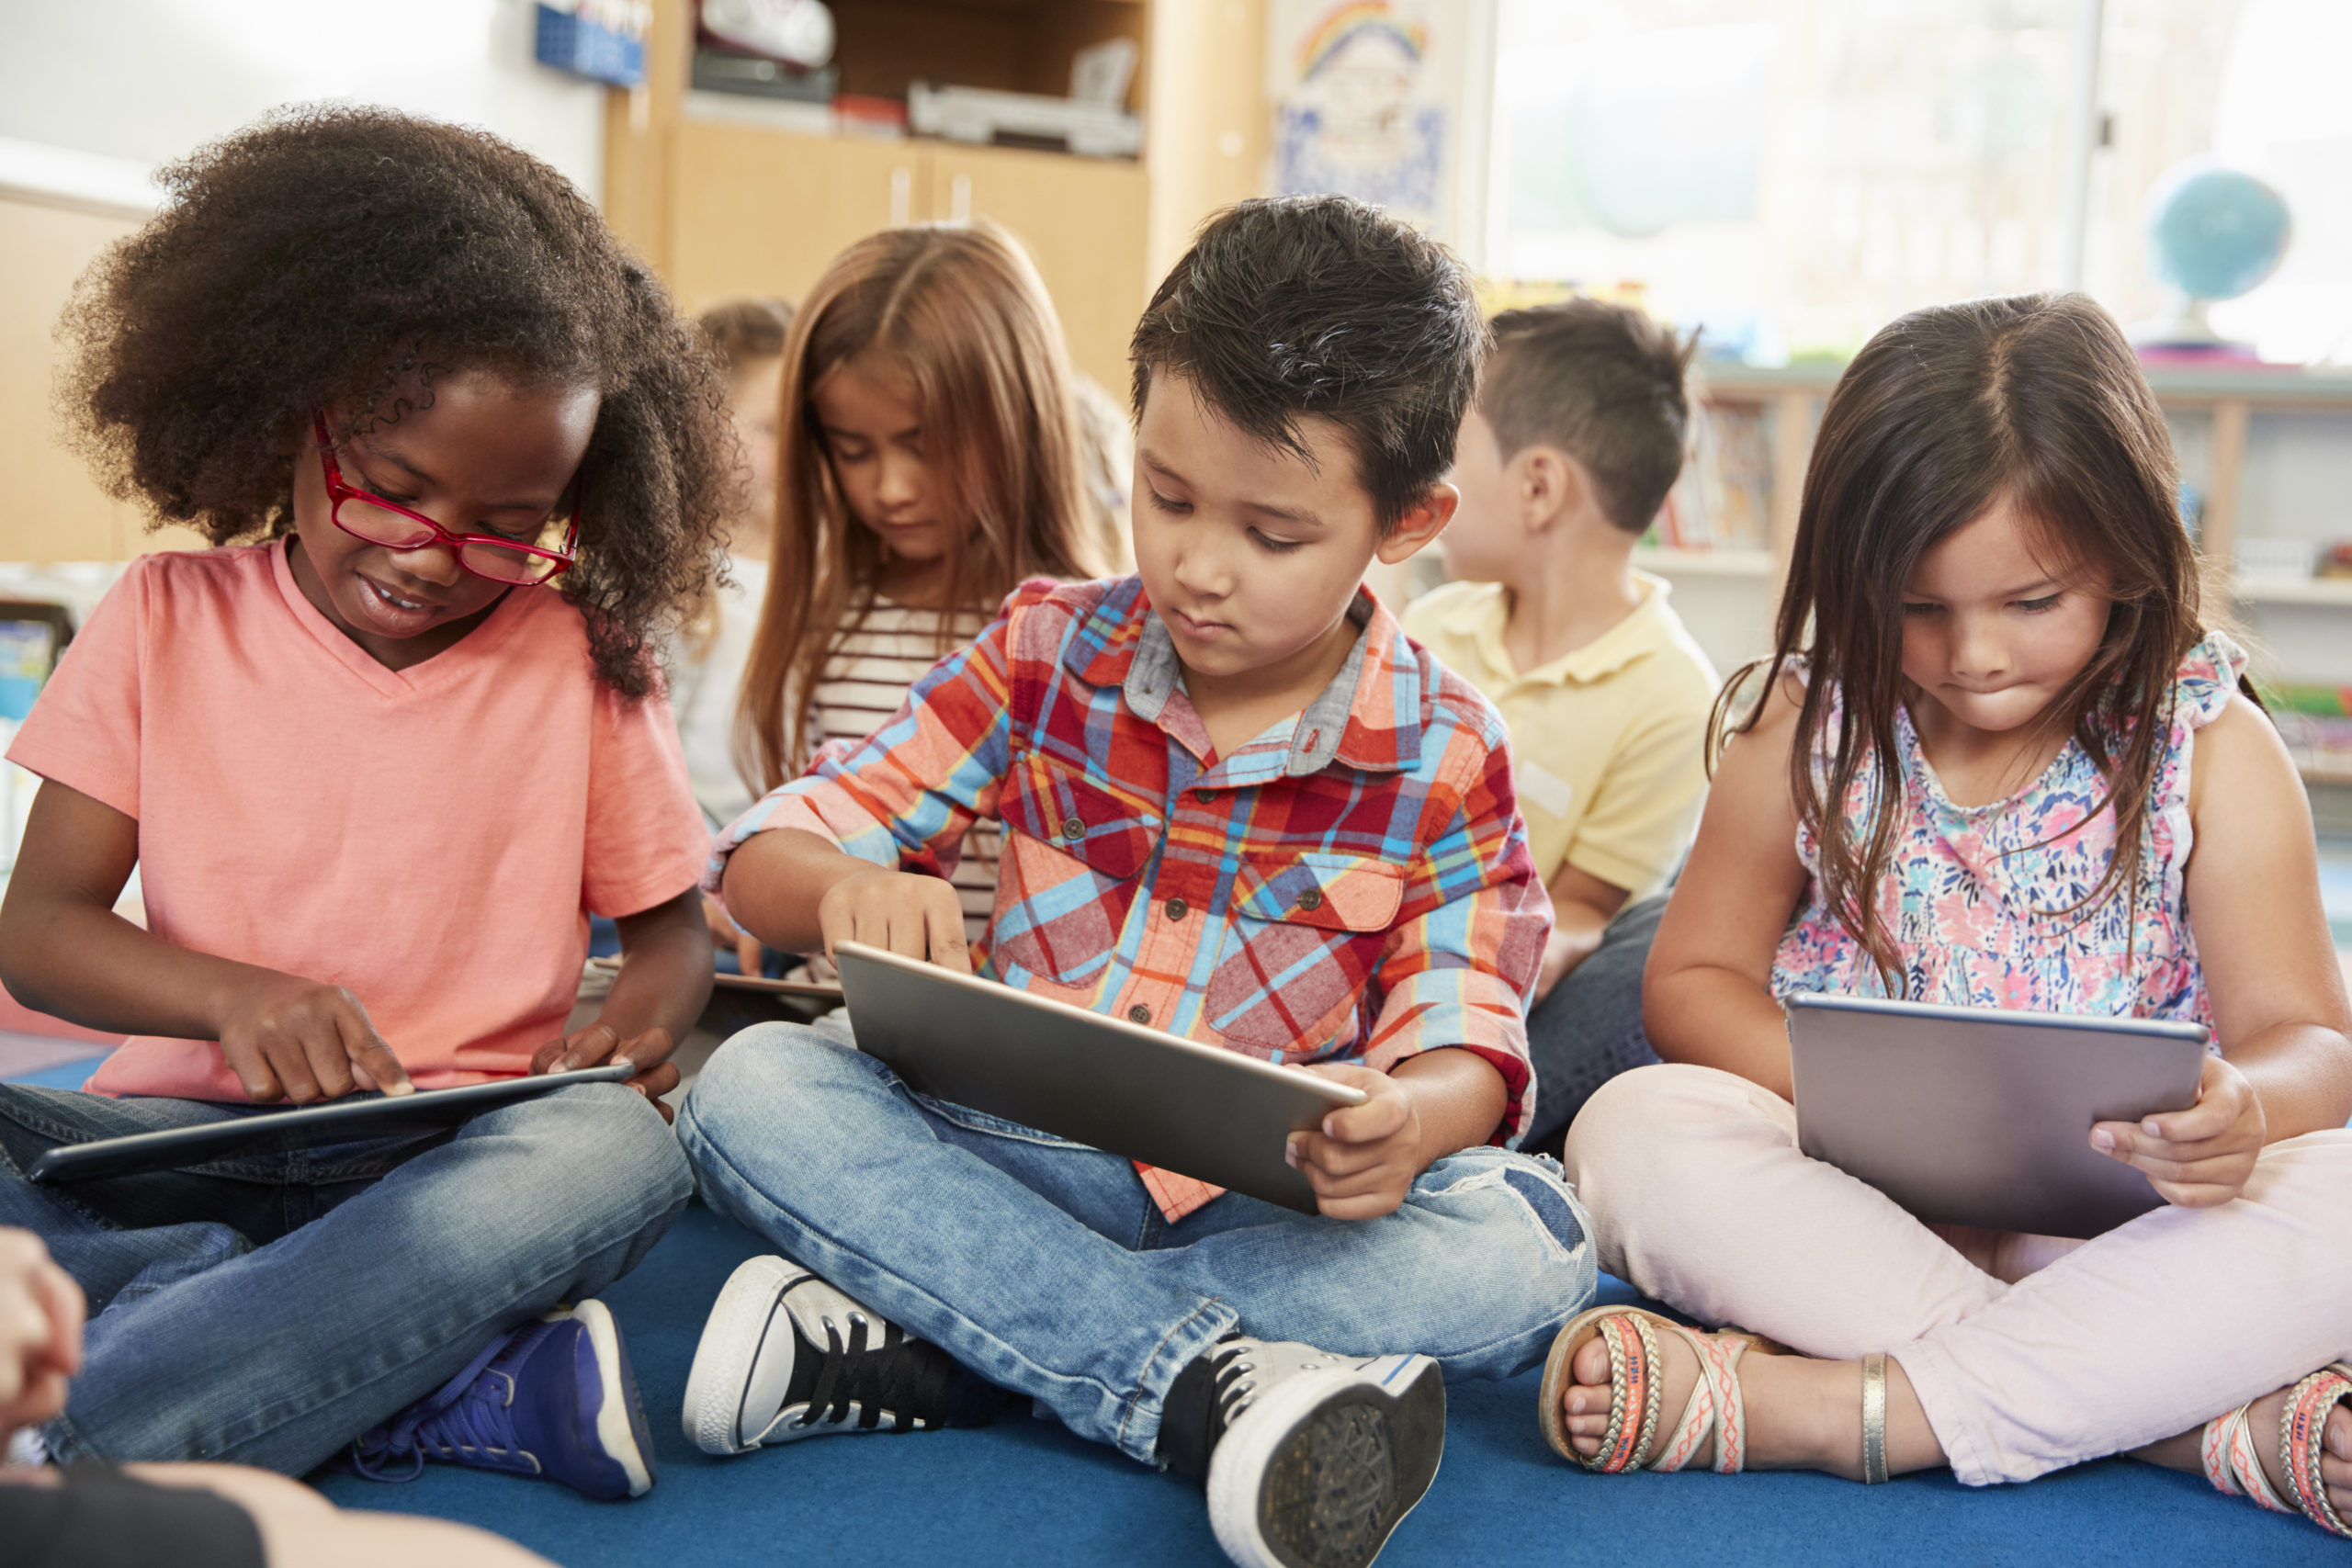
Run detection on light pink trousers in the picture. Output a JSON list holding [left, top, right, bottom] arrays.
[[1562, 1063, 2352, 1485]]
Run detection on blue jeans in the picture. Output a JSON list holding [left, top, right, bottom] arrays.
[[676, 1020, 1596, 1465], [0, 1081, 691, 1473], [1521, 891, 1668, 1155]]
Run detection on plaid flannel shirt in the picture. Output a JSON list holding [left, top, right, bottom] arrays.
[[708, 575, 1551, 1220]]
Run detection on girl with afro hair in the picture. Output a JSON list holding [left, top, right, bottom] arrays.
[[0, 106, 736, 1501]]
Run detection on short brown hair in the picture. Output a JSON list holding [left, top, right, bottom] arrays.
[[697, 297, 794, 374], [1481, 299, 1695, 534], [1129, 195, 1486, 534]]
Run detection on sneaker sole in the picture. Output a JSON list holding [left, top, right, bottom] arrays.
[[1206, 1355, 1445, 1568], [682, 1254, 801, 1456], [571, 1299, 657, 1498]]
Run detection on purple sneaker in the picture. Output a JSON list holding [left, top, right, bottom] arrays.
[[350, 1299, 657, 1500]]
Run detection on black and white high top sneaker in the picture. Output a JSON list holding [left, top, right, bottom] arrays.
[[681, 1255, 1001, 1456], [1193, 1337, 1446, 1568]]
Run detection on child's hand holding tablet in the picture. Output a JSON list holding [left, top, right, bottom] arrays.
[[2090, 1050, 2266, 1209]]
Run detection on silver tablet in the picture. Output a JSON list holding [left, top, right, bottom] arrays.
[[834, 941, 1366, 1215], [27, 1064, 639, 1185], [1786, 992, 2209, 1239]]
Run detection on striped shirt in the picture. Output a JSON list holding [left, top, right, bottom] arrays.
[[712, 574, 1549, 1222], [812, 600, 999, 944]]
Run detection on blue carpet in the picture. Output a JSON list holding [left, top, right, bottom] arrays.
[[7, 1055, 103, 1090], [2, 1058, 2333, 1563], [300, 1202, 2335, 1568]]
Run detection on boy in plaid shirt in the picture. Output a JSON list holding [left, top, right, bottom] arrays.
[[676, 197, 1596, 1568]]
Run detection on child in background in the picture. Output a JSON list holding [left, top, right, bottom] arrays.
[[673, 297, 794, 827], [1550, 295, 2352, 1541], [736, 222, 1105, 948], [1402, 299, 1718, 1150], [680, 196, 1591, 1568], [0, 108, 729, 1498]]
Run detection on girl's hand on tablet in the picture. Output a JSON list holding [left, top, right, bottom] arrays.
[[530, 1023, 682, 1122], [1287, 1065, 1423, 1221], [2090, 1053, 2265, 1208], [217, 975, 413, 1104], [814, 867, 972, 974]]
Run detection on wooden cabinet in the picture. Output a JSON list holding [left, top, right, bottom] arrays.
[[922, 142, 1148, 390], [666, 123, 920, 313], [607, 0, 1261, 394], [0, 196, 208, 564], [658, 126, 1150, 392]]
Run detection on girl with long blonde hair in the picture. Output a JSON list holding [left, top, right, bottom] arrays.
[[735, 222, 1103, 940]]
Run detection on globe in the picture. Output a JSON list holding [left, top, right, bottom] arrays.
[[2144, 161, 2292, 303]]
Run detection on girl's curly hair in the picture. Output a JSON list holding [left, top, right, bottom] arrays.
[[56, 104, 736, 696]]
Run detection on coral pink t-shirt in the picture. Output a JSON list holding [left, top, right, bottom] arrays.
[[7, 540, 709, 1099]]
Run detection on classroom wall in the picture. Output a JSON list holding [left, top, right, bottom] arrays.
[[0, 0, 605, 200]]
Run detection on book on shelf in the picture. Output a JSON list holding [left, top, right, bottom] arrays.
[[2271, 683, 2352, 783], [1648, 400, 1772, 553]]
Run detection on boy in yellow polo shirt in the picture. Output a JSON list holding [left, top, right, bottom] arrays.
[[1402, 299, 1717, 1151]]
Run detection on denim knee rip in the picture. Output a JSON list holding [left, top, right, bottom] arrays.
[[1418, 1148, 1589, 1267]]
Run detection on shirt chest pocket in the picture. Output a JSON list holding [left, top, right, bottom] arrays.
[[1205, 852, 1404, 1055], [990, 752, 1162, 990]]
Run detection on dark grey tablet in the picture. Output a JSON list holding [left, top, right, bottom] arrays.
[[26, 1064, 639, 1184], [834, 941, 1366, 1214], [1787, 993, 2209, 1238]]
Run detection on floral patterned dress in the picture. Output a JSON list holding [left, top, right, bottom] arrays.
[[1769, 632, 2249, 1030]]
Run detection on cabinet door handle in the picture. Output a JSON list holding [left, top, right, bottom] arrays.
[[889, 166, 911, 226]]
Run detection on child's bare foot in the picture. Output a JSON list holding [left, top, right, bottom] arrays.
[[1556, 1315, 1947, 1478], [2137, 1381, 2352, 1526]]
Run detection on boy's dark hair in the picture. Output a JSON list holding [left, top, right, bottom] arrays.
[[1481, 299, 1695, 534], [58, 105, 736, 697], [697, 297, 795, 375], [1128, 195, 1486, 532]]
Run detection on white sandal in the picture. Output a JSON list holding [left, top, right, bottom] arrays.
[[2204, 1362, 2352, 1539]]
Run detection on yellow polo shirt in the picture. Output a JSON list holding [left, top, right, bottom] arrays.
[[1400, 573, 1719, 899]]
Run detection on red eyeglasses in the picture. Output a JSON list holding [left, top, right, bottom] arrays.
[[311, 412, 582, 586]]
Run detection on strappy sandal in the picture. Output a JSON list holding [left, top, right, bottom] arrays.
[[1538, 1306, 1896, 1482], [1537, 1307, 1758, 1472], [2203, 1362, 2352, 1538]]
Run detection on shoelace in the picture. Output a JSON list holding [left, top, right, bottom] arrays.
[[798, 1311, 963, 1434], [348, 1325, 542, 1482], [1212, 1340, 1331, 1428]]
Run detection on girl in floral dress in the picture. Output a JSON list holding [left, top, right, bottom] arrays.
[[1545, 293, 2352, 1543]]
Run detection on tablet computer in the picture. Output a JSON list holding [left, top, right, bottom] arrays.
[[834, 941, 1366, 1214], [26, 1064, 639, 1185], [1786, 992, 2209, 1238]]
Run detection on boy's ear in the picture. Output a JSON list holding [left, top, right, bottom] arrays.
[[1518, 446, 1585, 533], [1374, 481, 1459, 566]]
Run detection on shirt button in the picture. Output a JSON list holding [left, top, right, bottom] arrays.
[[1298, 886, 1324, 912], [1164, 897, 1188, 921], [1128, 1003, 1152, 1024], [1060, 815, 1085, 840]]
